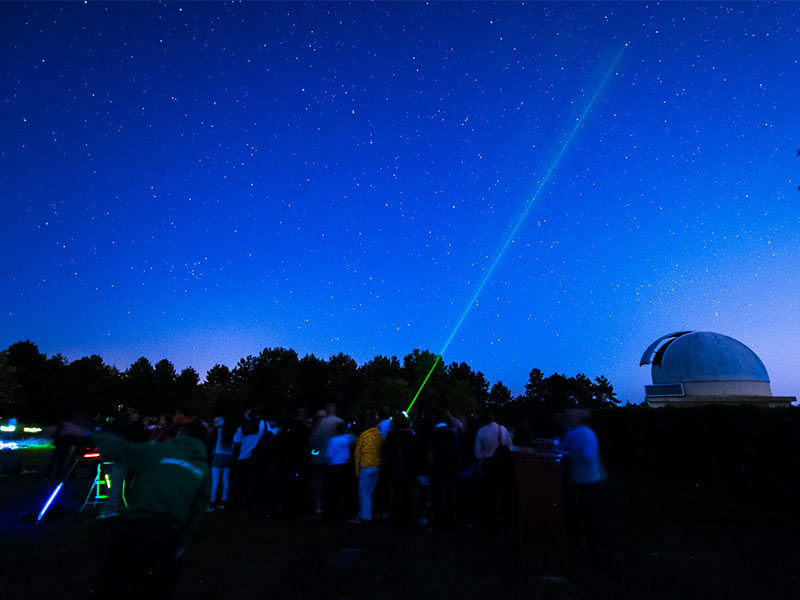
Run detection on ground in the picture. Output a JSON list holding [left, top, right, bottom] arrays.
[[1, 448, 798, 600]]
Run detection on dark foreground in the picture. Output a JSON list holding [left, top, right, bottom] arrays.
[[1, 449, 799, 600]]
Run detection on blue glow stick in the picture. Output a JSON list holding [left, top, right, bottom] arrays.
[[36, 482, 63, 524]]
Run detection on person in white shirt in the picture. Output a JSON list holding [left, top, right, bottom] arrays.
[[233, 408, 266, 507], [474, 416, 513, 460], [474, 411, 513, 528]]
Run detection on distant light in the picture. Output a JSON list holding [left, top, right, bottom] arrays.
[[36, 482, 63, 524], [23, 427, 43, 433], [0, 425, 15, 432], [0, 438, 52, 451], [83, 452, 101, 459]]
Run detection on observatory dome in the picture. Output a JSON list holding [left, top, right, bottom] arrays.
[[640, 331, 774, 401], [651, 331, 769, 385]]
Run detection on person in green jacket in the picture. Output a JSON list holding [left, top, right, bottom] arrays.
[[63, 419, 211, 599]]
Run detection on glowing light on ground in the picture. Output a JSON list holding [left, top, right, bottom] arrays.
[[0, 437, 53, 451]]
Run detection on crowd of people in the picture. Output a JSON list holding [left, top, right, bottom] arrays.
[[206, 403, 519, 529], [55, 403, 609, 598]]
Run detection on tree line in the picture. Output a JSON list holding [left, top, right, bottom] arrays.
[[0, 340, 619, 424]]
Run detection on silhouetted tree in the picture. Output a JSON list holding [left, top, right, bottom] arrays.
[[488, 381, 513, 411], [523, 368, 545, 412], [592, 375, 619, 407], [326, 352, 359, 415], [67, 355, 121, 416], [444, 378, 479, 414], [0, 350, 20, 409], [446, 361, 490, 409], [369, 376, 411, 415], [175, 367, 200, 413], [295, 354, 329, 411], [201, 363, 234, 416], [124, 357, 156, 414], [522, 368, 619, 414], [0, 340, 622, 425], [5, 341, 49, 421], [402, 349, 447, 414], [39, 354, 70, 419], [542, 373, 573, 413], [359, 355, 403, 384], [572, 373, 594, 407], [153, 359, 178, 413], [233, 348, 299, 415], [357, 355, 406, 414]]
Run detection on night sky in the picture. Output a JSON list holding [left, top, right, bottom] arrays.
[[2, 2, 798, 404]]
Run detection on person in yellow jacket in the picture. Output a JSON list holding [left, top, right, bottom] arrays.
[[350, 411, 383, 524]]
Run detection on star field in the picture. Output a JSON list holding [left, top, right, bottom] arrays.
[[2, 2, 798, 403]]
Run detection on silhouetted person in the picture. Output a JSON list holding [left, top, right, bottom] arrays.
[[382, 413, 415, 524], [308, 402, 343, 515], [209, 415, 237, 510], [454, 414, 479, 528], [474, 410, 513, 528], [413, 412, 434, 525], [233, 408, 265, 507], [429, 411, 459, 531], [513, 418, 536, 448], [323, 422, 355, 519], [560, 409, 615, 572], [351, 411, 383, 524], [99, 407, 147, 519], [62, 419, 210, 600], [374, 406, 393, 518], [274, 408, 312, 515], [46, 425, 77, 480]]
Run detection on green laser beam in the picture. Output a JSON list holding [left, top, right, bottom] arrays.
[[406, 354, 442, 414], [405, 46, 625, 414]]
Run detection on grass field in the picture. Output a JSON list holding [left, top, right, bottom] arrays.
[[1, 448, 799, 600]]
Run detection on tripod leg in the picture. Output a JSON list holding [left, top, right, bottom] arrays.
[[80, 462, 101, 513]]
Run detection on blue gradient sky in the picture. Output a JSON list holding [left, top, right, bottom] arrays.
[[2, 2, 798, 404]]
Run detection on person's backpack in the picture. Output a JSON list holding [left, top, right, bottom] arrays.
[[489, 423, 514, 476]]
